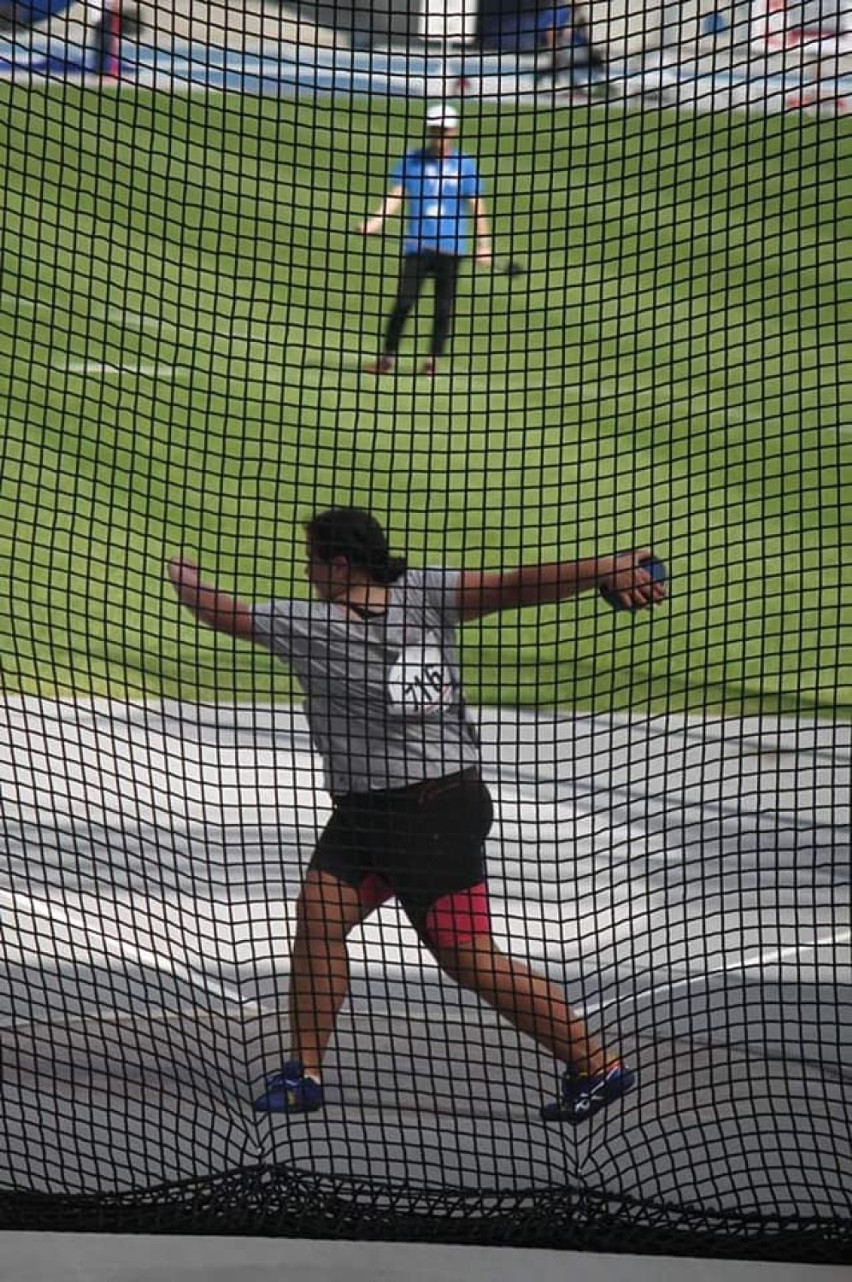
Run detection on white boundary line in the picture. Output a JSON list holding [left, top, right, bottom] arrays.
[[57, 360, 190, 378], [118, 311, 177, 331]]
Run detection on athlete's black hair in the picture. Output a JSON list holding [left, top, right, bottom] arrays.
[[306, 508, 408, 586]]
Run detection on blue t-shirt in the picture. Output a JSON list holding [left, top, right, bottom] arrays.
[[391, 147, 482, 257]]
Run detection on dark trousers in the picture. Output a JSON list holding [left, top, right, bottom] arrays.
[[383, 251, 461, 359]]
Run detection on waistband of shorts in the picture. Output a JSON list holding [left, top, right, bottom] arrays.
[[333, 767, 480, 807]]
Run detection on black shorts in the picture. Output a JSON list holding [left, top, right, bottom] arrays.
[[310, 769, 494, 944]]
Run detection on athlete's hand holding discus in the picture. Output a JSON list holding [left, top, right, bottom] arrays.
[[596, 549, 668, 612], [455, 547, 666, 620]]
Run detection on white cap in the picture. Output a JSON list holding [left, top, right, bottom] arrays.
[[425, 103, 459, 130]]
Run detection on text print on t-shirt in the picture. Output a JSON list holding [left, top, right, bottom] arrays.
[[387, 639, 455, 715]]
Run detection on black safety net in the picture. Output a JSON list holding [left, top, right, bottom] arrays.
[[0, 0, 850, 1264]]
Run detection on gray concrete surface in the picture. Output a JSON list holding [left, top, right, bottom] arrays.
[[1, 1231, 851, 1282]]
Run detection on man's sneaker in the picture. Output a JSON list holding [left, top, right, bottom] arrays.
[[364, 355, 395, 375], [253, 1060, 324, 1114], [540, 1062, 636, 1125]]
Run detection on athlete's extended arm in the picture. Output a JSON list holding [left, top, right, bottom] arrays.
[[358, 185, 405, 236], [168, 557, 256, 640], [456, 550, 666, 622]]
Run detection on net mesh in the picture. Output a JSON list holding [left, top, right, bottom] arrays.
[[0, 0, 851, 1264]]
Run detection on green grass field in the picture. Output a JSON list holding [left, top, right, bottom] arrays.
[[0, 88, 850, 717]]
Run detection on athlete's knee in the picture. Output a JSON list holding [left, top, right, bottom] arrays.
[[297, 871, 363, 941], [431, 937, 502, 993]]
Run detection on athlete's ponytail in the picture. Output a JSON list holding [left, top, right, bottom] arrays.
[[306, 508, 408, 585]]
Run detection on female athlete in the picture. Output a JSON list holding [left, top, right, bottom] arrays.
[[168, 507, 666, 1124]]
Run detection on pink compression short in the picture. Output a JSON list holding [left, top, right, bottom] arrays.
[[360, 873, 492, 948]]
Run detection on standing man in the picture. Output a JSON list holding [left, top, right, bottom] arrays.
[[357, 103, 492, 378]]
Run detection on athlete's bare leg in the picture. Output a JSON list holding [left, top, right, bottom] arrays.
[[428, 934, 608, 1075], [288, 870, 372, 1080]]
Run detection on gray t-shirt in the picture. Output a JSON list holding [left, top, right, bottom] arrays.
[[251, 568, 479, 796]]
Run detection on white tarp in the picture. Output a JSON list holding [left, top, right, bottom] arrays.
[[0, 695, 849, 1222]]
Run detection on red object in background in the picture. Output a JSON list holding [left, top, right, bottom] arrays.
[[104, 3, 121, 77]]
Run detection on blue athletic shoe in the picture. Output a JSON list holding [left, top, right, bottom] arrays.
[[252, 1060, 324, 1115], [540, 1062, 636, 1124]]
